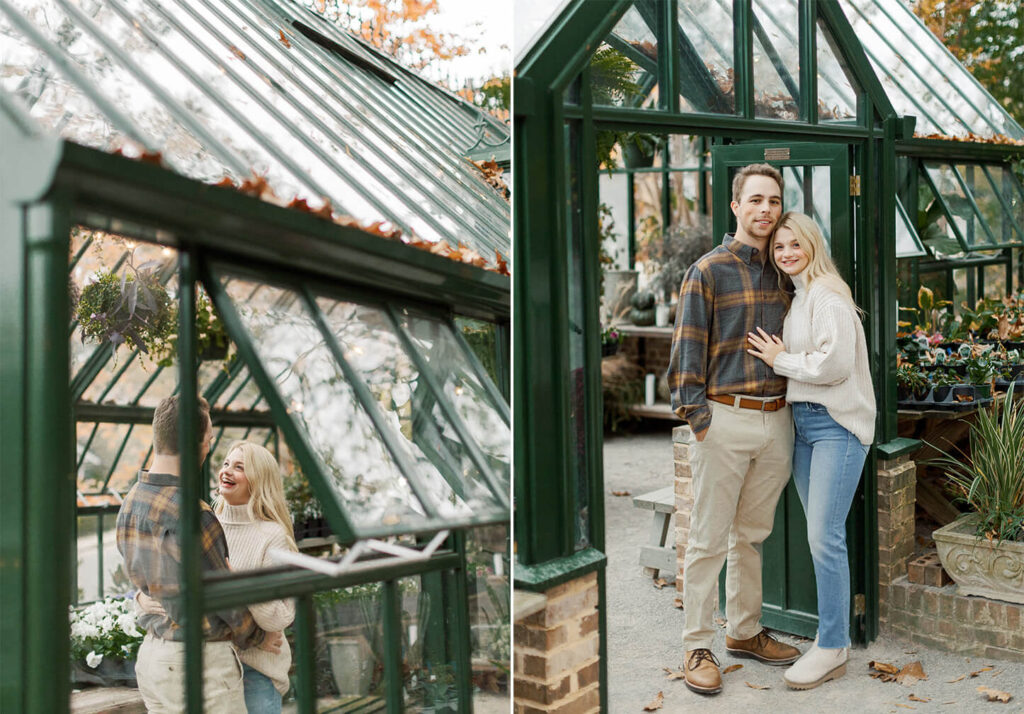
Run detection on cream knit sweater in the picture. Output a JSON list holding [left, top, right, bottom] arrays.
[[218, 503, 295, 694], [771, 274, 876, 446]]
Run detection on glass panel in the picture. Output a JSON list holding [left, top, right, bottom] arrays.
[[400, 574, 462, 713], [312, 583, 386, 708], [816, 19, 857, 122], [590, 4, 659, 109], [984, 263, 1008, 300], [781, 166, 832, 248], [314, 298, 503, 515], [221, 277, 430, 532], [676, 0, 735, 114], [843, 0, 1023, 140], [752, 0, 800, 121], [598, 171, 630, 270], [970, 165, 1024, 246], [74, 511, 128, 603], [467, 525, 510, 708], [895, 196, 927, 258], [917, 173, 965, 257], [925, 163, 992, 249], [454, 318, 500, 392]]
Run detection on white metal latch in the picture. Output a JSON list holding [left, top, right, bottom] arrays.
[[268, 529, 450, 577]]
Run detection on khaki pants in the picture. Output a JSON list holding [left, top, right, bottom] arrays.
[[682, 399, 793, 651], [135, 633, 246, 713]]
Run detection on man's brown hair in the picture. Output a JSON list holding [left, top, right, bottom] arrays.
[[152, 395, 211, 455], [732, 163, 784, 203]]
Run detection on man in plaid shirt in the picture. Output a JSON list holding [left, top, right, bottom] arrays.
[[117, 395, 278, 712], [669, 164, 801, 695]]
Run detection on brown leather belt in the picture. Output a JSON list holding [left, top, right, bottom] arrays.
[[707, 394, 787, 412]]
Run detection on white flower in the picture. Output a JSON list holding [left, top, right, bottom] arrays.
[[85, 651, 103, 668]]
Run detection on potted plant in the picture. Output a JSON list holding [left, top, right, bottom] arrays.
[[151, 291, 231, 366], [645, 216, 714, 306], [926, 385, 1024, 604], [69, 595, 144, 687], [75, 258, 174, 360], [410, 664, 457, 713], [600, 326, 624, 357], [896, 362, 929, 402], [285, 467, 329, 542]]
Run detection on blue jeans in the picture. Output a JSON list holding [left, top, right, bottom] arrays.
[[792, 402, 869, 649], [242, 664, 281, 714]]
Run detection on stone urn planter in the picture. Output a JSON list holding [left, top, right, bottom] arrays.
[[933, 514, 1024, 604]]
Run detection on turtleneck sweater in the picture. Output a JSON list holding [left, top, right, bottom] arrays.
[[771, 273, 876, 446], [217, 502, 295, 694]]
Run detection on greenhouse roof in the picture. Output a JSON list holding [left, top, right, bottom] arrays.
[[517, 0, 1023, 142], [0, 0, 511, 255]]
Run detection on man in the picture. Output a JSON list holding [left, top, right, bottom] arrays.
[[117, 395, 279, 712], [668, 163, 801, 695]]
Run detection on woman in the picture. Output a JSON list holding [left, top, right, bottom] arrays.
[[140, 441, 297, 712], [746, 212, 875, 691]]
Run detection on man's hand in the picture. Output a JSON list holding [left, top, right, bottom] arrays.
[[694, 426, 709, 442], [135, 590, 167, 616], [747, 327, 785, 367], [258, 631, 283, 654]]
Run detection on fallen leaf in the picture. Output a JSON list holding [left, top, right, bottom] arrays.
[[908, 695, 931, 702], [941, 701, 957, 705], [722, 664, 743, 675], [894, 705, 915, 710], [663, 668, 685, 680], [230, 45, 246, 61], [495, 251, 510, 276], [214, 177, 236, 189], [278, 30, 291, 48], [653, 578, 667, 589], [744, 682, 770, 690], [977, 686, 1012, 703], [139, 150, 163, 166], [897, 661, 927, 686], [611, 490, 631, 497], [673, 598, 684, 609], [869, 660, 901, 675], [947, 674, 966, 683], [969, 666, 993, 678], [642, 691, 664, 710], [991, 669, 1002, 678], [903, 650, 917, 655]]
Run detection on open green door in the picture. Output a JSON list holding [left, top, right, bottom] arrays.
[[712, 141, 859, 639]]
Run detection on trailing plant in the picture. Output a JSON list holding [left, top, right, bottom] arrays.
[[645, 216, 713, 303], [925, 384, 1024, 543], [75, 258, 174, 359]]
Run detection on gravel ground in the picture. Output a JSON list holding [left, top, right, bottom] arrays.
[[603, 426, 1024, 714]]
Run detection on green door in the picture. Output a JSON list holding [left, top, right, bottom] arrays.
[[712, 141, 857, 639]]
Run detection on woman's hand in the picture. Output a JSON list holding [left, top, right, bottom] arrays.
[[747, 327, 786, 367], [136, 590, 167, 616]]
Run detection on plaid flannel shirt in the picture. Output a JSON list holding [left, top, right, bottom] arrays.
[[668, 234, 789, 435], [116, 471, 265, 649]]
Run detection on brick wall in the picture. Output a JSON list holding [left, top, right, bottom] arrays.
[[884, 577, 1024, 660], [513, 572, 601, 713], [673, 425, 693, 608], [876, 454, 917, 624]]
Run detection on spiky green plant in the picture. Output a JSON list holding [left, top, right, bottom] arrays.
[[925, 384, 1024, 543]]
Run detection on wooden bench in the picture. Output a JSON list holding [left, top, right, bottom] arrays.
[[632, 486, 676, 579]]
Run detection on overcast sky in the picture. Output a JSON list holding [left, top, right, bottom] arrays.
[[426, 0, 512, 84]]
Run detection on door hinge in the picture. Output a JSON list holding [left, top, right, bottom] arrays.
[[849, 175, 862, 196]]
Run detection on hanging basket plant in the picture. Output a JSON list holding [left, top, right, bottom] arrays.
[[75, 260, 174, 359], [150, 291, 231, 367]]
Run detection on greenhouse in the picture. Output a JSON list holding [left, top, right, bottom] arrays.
[[1, 0, 510, 712], [512, 0, 1023, 710]]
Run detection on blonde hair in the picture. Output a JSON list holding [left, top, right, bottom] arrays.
[[214, 441, 297, 551], [772, 212, 864, 316]]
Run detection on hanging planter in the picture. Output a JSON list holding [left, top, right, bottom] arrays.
[[151, 292, 231, 367], [75, 261, 175, 359]]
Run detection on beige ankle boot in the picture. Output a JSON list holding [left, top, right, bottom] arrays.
[[782, 644, 848, 690]]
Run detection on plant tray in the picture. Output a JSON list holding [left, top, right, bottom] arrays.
[[897, 384, 992, 411]]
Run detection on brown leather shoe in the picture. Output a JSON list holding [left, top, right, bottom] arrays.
[[725, 629, 800, 665], [683, 648, 722, 694]]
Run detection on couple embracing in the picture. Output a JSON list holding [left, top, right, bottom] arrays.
[[669, 163, 876, 694], [117, 395, 298, 713]]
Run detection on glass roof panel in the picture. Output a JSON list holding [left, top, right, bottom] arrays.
[[590, 4, 659, 110], [916, 171, 967, 257], [675, 0, 735, 115], [815, 18, 857, 123], [840, 0, 1024, 140], [924, 163, 1005, 250], [752, 0, 800, 121], [0, 0, 510, 253], [962, 164, 1023, 248], [896, 195, 926, 258]]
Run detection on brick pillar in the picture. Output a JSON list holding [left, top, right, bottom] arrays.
[[673, 425, 693, 607], [876, 454, 917, 625], [513, 572, 601, 713]]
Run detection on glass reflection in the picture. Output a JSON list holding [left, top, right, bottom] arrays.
[[781, 166, 832, 247], [676, 0, 735, 114], [591, 4, 658, 109], [222, 278, 430, 531], [752, 0, 800, 121], [926, 164, 992, 248], [816, 19, 857, 121]]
